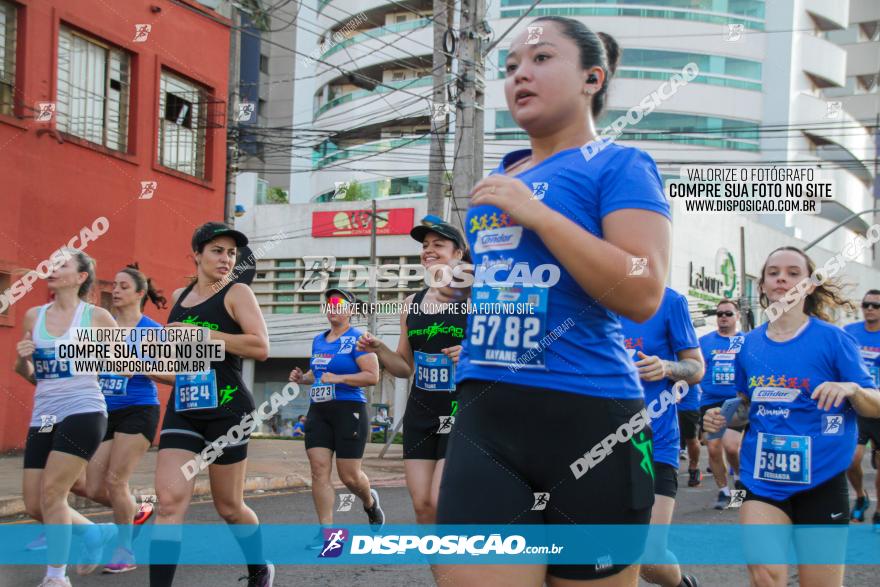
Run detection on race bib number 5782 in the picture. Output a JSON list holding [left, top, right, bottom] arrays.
[[469, 285, 548, 370]]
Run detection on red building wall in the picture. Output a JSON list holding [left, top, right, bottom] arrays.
[[0, 0, 231, 450]]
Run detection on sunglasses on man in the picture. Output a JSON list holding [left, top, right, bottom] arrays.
[[716, 311, 735, 318], [863, 302, 880, 310]]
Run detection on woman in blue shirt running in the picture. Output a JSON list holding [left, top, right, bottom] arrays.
[[704, 246, 880, 587], [85, 264, 166, 573], [289, 288, 385, 548], [436, 15, 671, 587]]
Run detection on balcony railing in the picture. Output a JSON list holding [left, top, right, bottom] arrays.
[[313, 136, 452, 170], [315, 76, 435, 118], [320, 18, 431, 60]]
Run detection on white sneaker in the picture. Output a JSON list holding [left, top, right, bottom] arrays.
[[38, 576, 72, 587]]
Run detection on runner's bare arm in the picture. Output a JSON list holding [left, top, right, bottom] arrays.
[[469, 176, 669, 320], [535, 208, 670, 321], [148, 288, 187, 385], [663, 348, 705, 385], [813, 382, 880, 418], [386, 294, 416, 377], [324, 353, 380, 387], [13, 308, 38, 385], [213, 283, 269, 361]]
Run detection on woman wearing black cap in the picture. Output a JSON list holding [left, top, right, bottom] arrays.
[[288, 288, 385, 548], [149, 222, 274, 587], [357, 215, 469, 526]]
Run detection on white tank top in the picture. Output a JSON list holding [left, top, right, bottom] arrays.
[[30, 301, 106, 427]]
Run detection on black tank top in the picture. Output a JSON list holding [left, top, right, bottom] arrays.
[[406, 288, 468, 396], [167, 281, 253, 417]]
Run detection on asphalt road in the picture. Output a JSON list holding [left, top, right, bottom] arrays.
[[2, 454, 877, 587]]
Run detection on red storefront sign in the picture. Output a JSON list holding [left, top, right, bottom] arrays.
[[312, 208, 415, 237]]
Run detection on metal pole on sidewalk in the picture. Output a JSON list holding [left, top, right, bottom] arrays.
[[369, 199, 379, 405]]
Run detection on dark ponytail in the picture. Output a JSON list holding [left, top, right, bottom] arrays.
[[531, 16, 621, 117], [120, 263, 168, 311]]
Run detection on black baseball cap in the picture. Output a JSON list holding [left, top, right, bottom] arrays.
[[192, 222, 249, 251], [410, 214, 466, 250]]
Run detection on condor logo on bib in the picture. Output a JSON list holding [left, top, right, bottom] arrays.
[[752, 387, 800, 402], [474, 226, 523, 254]]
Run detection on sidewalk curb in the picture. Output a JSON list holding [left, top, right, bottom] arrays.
[[1, 472, 407, 519]]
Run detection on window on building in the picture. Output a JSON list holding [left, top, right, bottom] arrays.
[[259, 54, 269, 74], [158, 70, 207, 178], [56, 26, 131, 150], [0, 1, 16, 116]]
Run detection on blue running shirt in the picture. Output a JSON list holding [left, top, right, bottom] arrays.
[[680, 383, 702, 412], [99, 315, 161, 411], [699, 331, 745, 406], [456, 141, 671, 400], [843, 321, 880, 388], [620, 288, 700, 467], [735, 319, 874, 501], [309, 326, 369, 403]]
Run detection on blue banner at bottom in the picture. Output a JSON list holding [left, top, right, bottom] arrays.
[[2, 524, 879, 565]]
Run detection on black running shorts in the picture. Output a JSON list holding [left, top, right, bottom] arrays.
[[158, 407, 250, 465], [437, 381, 655, 580], [743, 472, 850, 524], [857, 416, 880, 447], [654, 462, 679, 499], [104, 405, 160, 443], [677, 409, 700, 442], [304, 401, 369, 459], [24, 412, 108, 469], [403, 392, 456, 460]]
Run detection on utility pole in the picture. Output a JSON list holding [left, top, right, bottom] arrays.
[[369, 198, 378, 336], [427, 0, 450, 217], [739, 226, 749, 332], [368, 198, 380, 406], [224, 6, 241, 225], [449, 0, 486, 232]]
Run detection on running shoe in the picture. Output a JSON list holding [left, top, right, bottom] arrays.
[[679, 449, 687, 461], [305, 529, 325, 551], [688, 469, 702, 488], [713, 491, 730, 510], [133, 502, 154, 525], [25, 532, 47, 551], [681, 575, 700, 587], [102, 546, 136, 574], [76, 523, 117, 575], [37, 577, 71, 587], [239, 562, 276, 587], [364, 488, 385, 529], [851, 495, 870, 522]]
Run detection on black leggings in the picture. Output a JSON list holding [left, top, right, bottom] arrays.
[[438, 380, 654, 580]]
